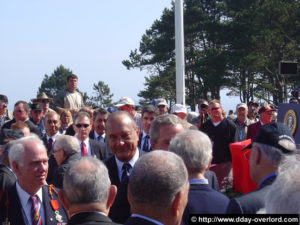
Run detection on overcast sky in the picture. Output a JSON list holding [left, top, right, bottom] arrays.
[[0, 0, 239, 112]]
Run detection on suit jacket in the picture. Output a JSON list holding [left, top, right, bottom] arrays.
[[51, 153, 81, 189], [181, 184, 229, 225], [124, 216, 158, 225], [226, 175, 276, 214], [89, 130, 113, 158], [204, 170, 219, 191], [89, 139, 108, 160], [137, 133, 151, 152], [0, 184, 68, 225], [104, 150, 145, 223], [246, 121, 261, 140], [0, 165, 16, 190], [68, 211, 118, 225], [2, 118, 40, 136], [43, 135, 59, 184]]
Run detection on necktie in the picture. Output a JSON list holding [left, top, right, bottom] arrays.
[[142, 135, 150, 152], [48, 138, 53, 152], [81, 141, 88, 156], [97, 136, 104, 142], [121, 162, 131, 182], [29, 195, 42, 225]]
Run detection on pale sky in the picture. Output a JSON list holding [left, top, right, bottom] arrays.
[[0, 0, 239, 112]]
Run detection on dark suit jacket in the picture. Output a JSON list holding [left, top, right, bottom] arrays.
[[124, 216, 158, 225], [104, 150, 145, 223], [137, 133, 151, 152], [51, 153, 81, 189], [68, 211, 118, 225], [181, 184, 229, 225], [0, 184, 68, 225], [2, 118, 40, 136], [43, 135, 58, 184], [89, 139, 108, 160], [0, 165, 16, 190], [226, 175, 276, 214], [204, 170, 219, 191], [89, 130, 113, 158], [246, 121, 261, 140]]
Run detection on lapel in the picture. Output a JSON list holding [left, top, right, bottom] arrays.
[[7, 185, 26, 225], [137, 132, 143, 149], [105, 156, 120, 187]]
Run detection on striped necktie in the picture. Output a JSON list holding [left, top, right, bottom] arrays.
[[29, 195, 42, 225], [81, 141, 88, 156]]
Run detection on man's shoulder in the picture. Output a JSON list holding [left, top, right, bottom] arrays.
[[248, 121, 260, 128], [69, 212, 118, 225], [124, 216, 158, 225]]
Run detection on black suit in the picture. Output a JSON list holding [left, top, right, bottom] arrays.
[[226, 175, 277, 214], [89, 131, 113, 158], [0, 184, 68, 225], [51, 153, 81, 189], [0, 165, 16, 190], [124, 216, 158, 225], [104, 150, 145, 223], [43, 135, 58, 184], [2, 118, 40, 136], [204, 170, 219, 191], [68, 212, 118, 225], [89, 139, 108, 160], [137, 132, 151, 152], [181, 184, 229, 225]]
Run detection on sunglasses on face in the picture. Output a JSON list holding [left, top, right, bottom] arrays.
[[75, 124, 90, 128], [41, 100, 49, 103]]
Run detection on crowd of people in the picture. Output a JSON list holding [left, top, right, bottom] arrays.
[[0, 74, 299, 225]]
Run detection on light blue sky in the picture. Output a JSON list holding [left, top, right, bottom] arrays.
[[0, 0, 239, 112]]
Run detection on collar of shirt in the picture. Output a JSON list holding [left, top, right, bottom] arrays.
[[188, 178, 209, 185], [94, 131, 105, 140], [131, 214, 164, 225], [115, 149, 139, 181], [47, 133, 59, 142], [212, 121, 222, 127], [259, 172, 278, 187], [71, 211, 107, 218]]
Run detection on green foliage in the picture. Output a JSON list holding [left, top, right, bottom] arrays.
[[88, 81, 114, 108], [38, 65, 72, 99]]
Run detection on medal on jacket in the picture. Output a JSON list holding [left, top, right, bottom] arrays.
[[48, 185, 64, 223]]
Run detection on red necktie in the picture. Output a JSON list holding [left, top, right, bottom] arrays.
[[29, 195, 42, 225], [81, 141, 88, 156]]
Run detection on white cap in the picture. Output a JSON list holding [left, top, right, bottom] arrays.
[[115, 97, 135, 107], [156, 98, 168, 107], [236, 103, 248, 110], [171, 104, 187, 114]]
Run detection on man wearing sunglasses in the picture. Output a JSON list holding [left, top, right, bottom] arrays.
[[200, 99, 236, 187], [73, 111, 107, 160], [247, 104, 275, 141]]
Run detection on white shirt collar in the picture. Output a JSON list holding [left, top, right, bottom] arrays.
[[115, 149, 139, 181]]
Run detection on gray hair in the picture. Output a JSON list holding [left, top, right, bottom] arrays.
[[252, 140, 295, 165], [265, 158, 300, 214], [8, 134, 45, 168], [169, 130, 212, 174], [129, 150, 188, 210], [186, 112, 198, 124], [53, 135, 80, 156], [74, 111, 91, 122], [106, 111, 137, 131], [63, 157, 111, 205], [150, 114, 189, 143], [44, 111, 60, 122]]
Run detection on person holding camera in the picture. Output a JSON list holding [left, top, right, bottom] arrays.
[[192, 99, 210, 129], [0, 94, 13, 128]]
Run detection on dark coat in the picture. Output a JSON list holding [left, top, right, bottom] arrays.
[[0, 184, 68, 225], [226, 175, 276, 214], [124, 216, 158, 225], [51, 153, 81, 189], [246, 121, 261, 141], [181, 184, 229, 225], [0, 165, 16, 190], [68, 212, 118, 225], [2, 118, 40, 136], [89, 130, 113, 158]]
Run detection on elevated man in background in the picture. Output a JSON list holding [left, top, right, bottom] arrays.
[[191, 99, 209, 129], [156, 98, 168, 115], [30, 102, 45, 137], [54, 74, 84, 115]]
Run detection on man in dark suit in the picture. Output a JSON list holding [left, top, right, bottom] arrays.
[[2, 100, 40, 136], [247, 104, 275, 140], [150, 114, 219, 191], [51, 135, 81, 189], [137, 105, 158, 152], [0, 135, 67, 224], [42, 111, 62, 183], [59, 157, 118, 225], [227, 122, 296, 214], [169, 130, 229, 225], [104, 111, 143, 223], [89, 107, 112, 157], [125, 151, 189, 225], [73, 111, 107, 160]]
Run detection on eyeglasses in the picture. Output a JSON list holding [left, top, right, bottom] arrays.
[[210, 107, 220, 111], [41, 100, 49, 103], [75, 124, 90, 128]]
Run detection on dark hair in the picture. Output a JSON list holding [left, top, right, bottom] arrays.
[[142, 105, 158, 117], [93, 108, 109, 121], [67, 74, 78, 81]]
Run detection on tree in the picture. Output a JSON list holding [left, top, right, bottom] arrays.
[[38, 65, 73, 99], [88, 81, 114, 108]]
